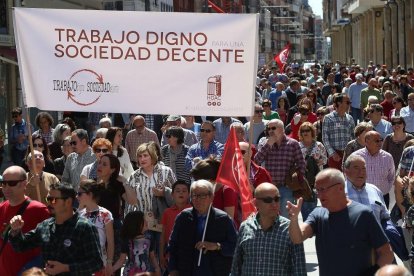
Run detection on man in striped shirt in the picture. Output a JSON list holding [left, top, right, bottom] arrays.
[[352, 131, 395, 208]]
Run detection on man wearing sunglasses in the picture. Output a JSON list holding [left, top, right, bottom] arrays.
[[254, 119, 305, 218], [367, 104, 392, 139], [160, 115, 198, 147], [61, 129, 96, 191], [288, 168, 394, 276], [9, 183, 103, 275], [231, 182, 306, 275], [8, 107, 31, 166], [0, 166, 49, 276], [185, 121, 224, 170]]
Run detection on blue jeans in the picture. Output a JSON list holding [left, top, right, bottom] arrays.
[[351, 107, 361, 125], [279, 186, 295, 218]]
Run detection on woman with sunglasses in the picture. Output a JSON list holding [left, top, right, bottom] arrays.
[[382, 116, 414, 170], [161, 126, 190, 185], [23, 134, 55, 174], [306, 90, 322, 113], [289, 102, 317, 141], [80, 138, 113, 182], [77, 180, 115, 276], [298, 122, 327, 220], [106, 127, 134, 180], [389, 96, 406, 121]]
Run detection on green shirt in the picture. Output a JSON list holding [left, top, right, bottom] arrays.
[[360, 87, 382, 108], [10, 212, 103, 275], [263, 111, 280, 121]]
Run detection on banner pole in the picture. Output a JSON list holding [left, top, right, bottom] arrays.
[[25, 107, 41, 202], [197, 203, 212, 266]]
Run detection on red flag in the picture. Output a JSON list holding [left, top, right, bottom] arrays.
[[274, 42, 291, 72], [216, 128, 256, 221]]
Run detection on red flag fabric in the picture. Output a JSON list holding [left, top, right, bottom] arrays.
[[274, 42, 291, 72], [216, 128, 256, 221]]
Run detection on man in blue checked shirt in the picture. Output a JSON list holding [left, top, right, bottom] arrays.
[[231, 182, 306, 276]]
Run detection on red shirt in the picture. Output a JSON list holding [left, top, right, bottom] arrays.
[[213, 185, 238, 227], [381, 100, 394, 120], [160, 204, 191, 245], [289, 112, 318, 141], [0, 197, 50, 275]]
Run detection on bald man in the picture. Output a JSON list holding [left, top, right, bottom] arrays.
[[288, 168, 394, 276], [375, 264, 412, 276], [231, 183, 306, 275], [124, 115, 159, 169], [0, 166, 49, 275]]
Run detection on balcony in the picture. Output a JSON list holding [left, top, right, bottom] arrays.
[[346, 0, 385, 14]]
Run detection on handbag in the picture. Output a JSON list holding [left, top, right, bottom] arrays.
[[285, 165, 312, 201]]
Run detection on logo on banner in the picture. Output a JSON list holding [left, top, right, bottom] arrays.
[[207, 75, 222, 106], [52, 69, 119, 106]]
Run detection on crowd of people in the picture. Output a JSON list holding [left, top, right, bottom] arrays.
[[0, 60, 414, 275]]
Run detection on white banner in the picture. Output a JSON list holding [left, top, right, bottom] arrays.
[[13, 8, 258, 116]]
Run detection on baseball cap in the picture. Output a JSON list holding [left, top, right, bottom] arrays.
[[166, 115, 181, 122]]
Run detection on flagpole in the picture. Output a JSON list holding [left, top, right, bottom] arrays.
[[197, 203, 212, 266]]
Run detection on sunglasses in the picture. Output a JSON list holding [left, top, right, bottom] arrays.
[[0, 179, 25, 187], [33, 143, 44, 148], [300, 111, 309, 116], [12, 114, 20, 118], [45, 196, 68, 204], [200, 129, 213, 133], [256, 196, 280, 204], [69, 141, 77, 146], [94, 148, 109, 153], [191, 193, 210, 200], [255, 109, 264, 113], [267, 126, 277, 131], [262, 104, 270, 107], [391, 121, 403, 126]]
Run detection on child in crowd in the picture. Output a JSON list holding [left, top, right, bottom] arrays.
[[113, 211, 161, 276], [77, 180, 115, 276], [159, 180, 191, 271]]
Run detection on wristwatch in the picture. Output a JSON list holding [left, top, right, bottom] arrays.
[[216, 242, 222, 251]]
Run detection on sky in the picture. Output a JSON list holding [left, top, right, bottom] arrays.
[[308, 0, 323, 17]]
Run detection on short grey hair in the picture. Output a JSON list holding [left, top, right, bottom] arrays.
[[95, 128, 108, 138], [344, 154, 365, 169], [267, 119, 284, 131], [190, 180, 214, 196], [99, 117, 112, 127], [315, 168, 345, 187]]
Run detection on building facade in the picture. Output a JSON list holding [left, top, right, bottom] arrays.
[[323, 0, 414, 69]]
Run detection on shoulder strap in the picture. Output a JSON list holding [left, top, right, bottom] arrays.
[[0, 199, 31, 255]]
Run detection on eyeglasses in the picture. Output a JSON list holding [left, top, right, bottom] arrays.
[[255, 109, 264, 113], [94, 148, 109, 153], [69, 141, 77, 146], [267, 126, 277, 131], [191, 193, 210, 200], [76, 191, 87, 197], [33, 143, 44, 148], [300, 111, 309, 116], [262, 104, 270, 107], [315, 183, 341, 194], [300, 129, 311, 133], [0, 179, 25, 187], [256, 196, 280, 204], [391, 121, 403, 126], [45, 196, 68, 204], [200, 129, 213, 133]]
